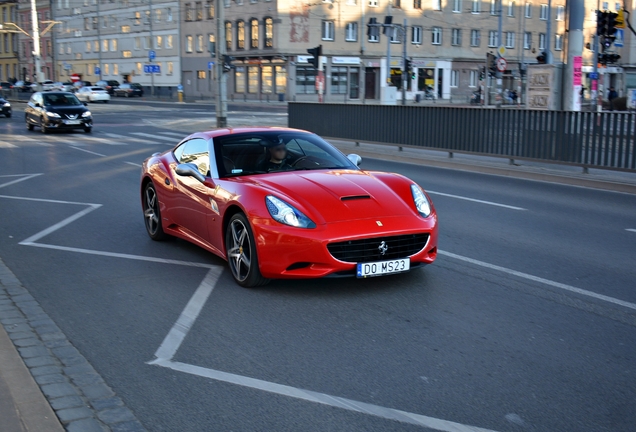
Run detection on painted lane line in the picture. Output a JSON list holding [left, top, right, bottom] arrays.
[[0, 194, 98, 206], [152, 359, 497, 432], [626, 229, 636, 233], [439, 250, 636, 311], [0, 141, 18, 148], [427, 190, 526, 211], [20, 243, 217, 269], [69, 146, 106, 157], [19, 204, 102, 244], [102, 133, 128, 139], [158, 131, 188, 138], [130, 132, 178, 142], [80, 136, 128, 146], [124, 162, 142, 167], [150, 267, 223, 362], [0, 174, 43, 189]]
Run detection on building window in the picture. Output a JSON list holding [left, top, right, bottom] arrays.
[[390, 27, 401, 43], [469, 70, 477, 87], [450, 70, 458, 87], [185, 3, 193, 21], [262, 65, 273, 94], [470, 29, 480, 46], [432, 0, 441, 10], [197, 34, 204, 52], [111, 39, 117, 51], [276, 66, 286, 94], [167, 8, 173, 22], [296, 66, 316, 94], [134, 11, 141, 25], [92, 17, 98, 29], [122, 25, 130, 33], [412, 26, 422, 44], [207, 1, 214, 19], [369, 0, 378, 6], [104, 64, 109, 75], [235, 67, 246, 93], [225, 21, 232, 50], [556, 5, 564, 21], [167, 35, 173, 49], [208, 34, 215, 52], [94, 40, 100, 52], [167, 62, 173, 75], [197, 70, 206, 79], [369, 32, 379, 42], [136, 63, 142, 75], [237, 21, 245, 49], [505, 32, 514, 48], [488, 30, 498, 47], [508, 0, 515, 16], [102, 40, 108, 52], [123, 50, 132, 58], [523, 32, 531, 49], [155, 9, 162, 22], [196, 2, 203, 20], [453, 0, 461, 12], [525, 2, 531, 18], [113, 64, 118, 76], [414, 0, 422, 9], [345, 22, 358, 42], [103, 15, 108, 28], [322, 20, 334, 40], [451, 28, 461, 46], [248, 66, 258, 93], [250, 18, 259, 48], [265, 17, 273, 48], [84, 17, 90, 30], [85, 41, 91, 52], [540, 3, 547, 20], [472, 0, 481, 13], [330, 66, 348, 94], [432, 27, 442, 45], [186, 35, 193, 52], [555, 34, 563, 50], [538, 33, 545, 49]]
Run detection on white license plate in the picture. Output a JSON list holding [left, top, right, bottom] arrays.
[[64, 120, 81, 125], [356, 258, 410, 278]]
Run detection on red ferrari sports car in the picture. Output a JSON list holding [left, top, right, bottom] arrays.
[[140, 127, 438, 287]]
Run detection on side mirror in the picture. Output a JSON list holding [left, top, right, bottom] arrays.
[[175, 163, 205, 183], [347, 154, 362, 167], [35, 102, 41, 107], [83, 102, 87, 106]]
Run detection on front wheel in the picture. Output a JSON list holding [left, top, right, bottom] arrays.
[[143, 182, 167, 241], [84, 127, 92, 133], [225, 213, 268, 288]]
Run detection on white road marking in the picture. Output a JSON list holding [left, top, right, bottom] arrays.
[[626, 229, 636, 233], [10, 136, 53, 146], [158, 131, 188, 139], [69, 146, 106, 157], [80, 136, 128, 146], [102, 133, 128, 139], [0, 174, 43, 189], [19, 204, 102, 244], [427, 190, 526, 211], [150, 267, 223, 361], [0, 141, 17, 148], [439, 250, 636, 311], [124, 161, 142, 167], [130, 132, 177, 142]]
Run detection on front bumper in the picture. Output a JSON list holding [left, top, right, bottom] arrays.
[[253, 213, 438, 279], [1, 107, 10, 116], [44, 117, 92, 130]]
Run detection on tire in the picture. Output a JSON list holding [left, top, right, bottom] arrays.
[[84, 127, 92, 133], [143, 182, 167, 241], [40, 118, 48, 134], [125, 92, 130, 98], [6, 113, 11, 118], [104, 100, 109, 103], [225, 213, 269, 288], [26, 119, 34, 131]]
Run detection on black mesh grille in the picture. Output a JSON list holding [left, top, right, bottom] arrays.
[[327, 234, 429, 263]]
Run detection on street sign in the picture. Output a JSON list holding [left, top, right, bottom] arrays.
[[496, 57, 507, 72], [589, 72, 599, 80], [94, 67, 101, 75], [208, 61, 215, 70], [149, 50, 156, 61], [615, 29, 624, 47], [63, 63, 72, 71], [70, 73, 80, 83], [498, 46, 507, 57], [143, 65, 161, 74]]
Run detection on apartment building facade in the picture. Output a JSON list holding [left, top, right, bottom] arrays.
[[14, 0, 55, 82], [0, 0, 19, 82]]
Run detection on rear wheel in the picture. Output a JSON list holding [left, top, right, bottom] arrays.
[[225, 213, 269, 288], [143, 182, 167, 241]]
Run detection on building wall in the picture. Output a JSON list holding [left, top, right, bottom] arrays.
[[0, 1, 19, 81], [16, 0, 53, 82]]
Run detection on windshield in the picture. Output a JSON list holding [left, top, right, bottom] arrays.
[[43, 94, 82, 106], [214, 131, 357, 178]]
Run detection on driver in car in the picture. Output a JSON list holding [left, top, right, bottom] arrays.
[[259, 140, 293, 172]]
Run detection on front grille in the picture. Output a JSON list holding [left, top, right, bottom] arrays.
[[327, 233, 429, 263]]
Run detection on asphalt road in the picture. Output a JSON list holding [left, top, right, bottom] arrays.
[[1, 100, 635, 432]]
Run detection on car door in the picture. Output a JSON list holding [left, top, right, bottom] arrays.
[[171, 138, 216, 246], [26, 93, 42, 124]]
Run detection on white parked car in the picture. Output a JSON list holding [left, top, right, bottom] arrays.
[[40, 80, 56, 91], [76, 86, 111, 103]]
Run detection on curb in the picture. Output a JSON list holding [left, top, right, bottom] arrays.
[[0, 259, 147, 432]]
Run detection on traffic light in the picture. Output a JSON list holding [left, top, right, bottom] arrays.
[[597, 11, 608, 36], [222, 55, 234, 73], [479, 66, 485, 80], [606, 12, 618, 46], [601, 53, 621, 64], [307, 45, 322, 69], [536, 51, 547, 64], [487, 53, 497, 76], [367, 17, 380, 38], [405, 58, 415, 79], [383, 15, 393, 35]]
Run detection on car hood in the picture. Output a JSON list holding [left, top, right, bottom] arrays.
[[45, 105, 87, 116], [251, 170, 415, 223]]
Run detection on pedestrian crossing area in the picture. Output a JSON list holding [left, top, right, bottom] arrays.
[[0, 130, 188, 148]]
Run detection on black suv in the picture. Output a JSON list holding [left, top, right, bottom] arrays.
[[95, 80, 120, 95], [25, 92, 92, 133]]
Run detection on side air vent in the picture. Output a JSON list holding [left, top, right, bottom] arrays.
[[341, 195, 371, 201]]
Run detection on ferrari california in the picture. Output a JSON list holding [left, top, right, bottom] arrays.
[[140, 127, 438, 287]]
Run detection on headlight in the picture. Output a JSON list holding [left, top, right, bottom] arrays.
[[411, 184, 432, 218], [45, 111, 61, 118], [82, 111, 92, 117], [3, 102, 9, 107], [265, 196, 316, 229]]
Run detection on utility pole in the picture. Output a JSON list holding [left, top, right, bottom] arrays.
[[149, 0, 154, 96], [401, 19, 406, 105], [546, 0, 553, 64], [592, 0, 600, 112], [215, 0, 227, 127], [30, 0, 44, 89], [496, 0, 503, 107], [564, 0, 585, 111], [97, 0, 102, 80]]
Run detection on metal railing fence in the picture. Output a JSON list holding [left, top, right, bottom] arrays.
[[288, 103, 636, 172]]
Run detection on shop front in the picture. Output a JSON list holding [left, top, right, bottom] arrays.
[[229, 58, 287, 102]]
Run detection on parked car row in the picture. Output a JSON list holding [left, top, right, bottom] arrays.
[[0, 79, 143, 97]]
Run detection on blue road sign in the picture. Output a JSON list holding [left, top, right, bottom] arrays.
[[149, 50, 156, 60], [589, 72, 599, 80], [177, 84, 183, 91], [615, 29, 624, 48], [208, 61, 215, 69], [94, 67, 101, 75], [143, 65, 161, 74]]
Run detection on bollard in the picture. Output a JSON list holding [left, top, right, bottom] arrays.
[[178, 90, 183, 103]]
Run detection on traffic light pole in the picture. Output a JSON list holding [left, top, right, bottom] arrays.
[[495, 0, 503, 108], [563, 0, 584, 111], [401, 19, 407, 105]]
